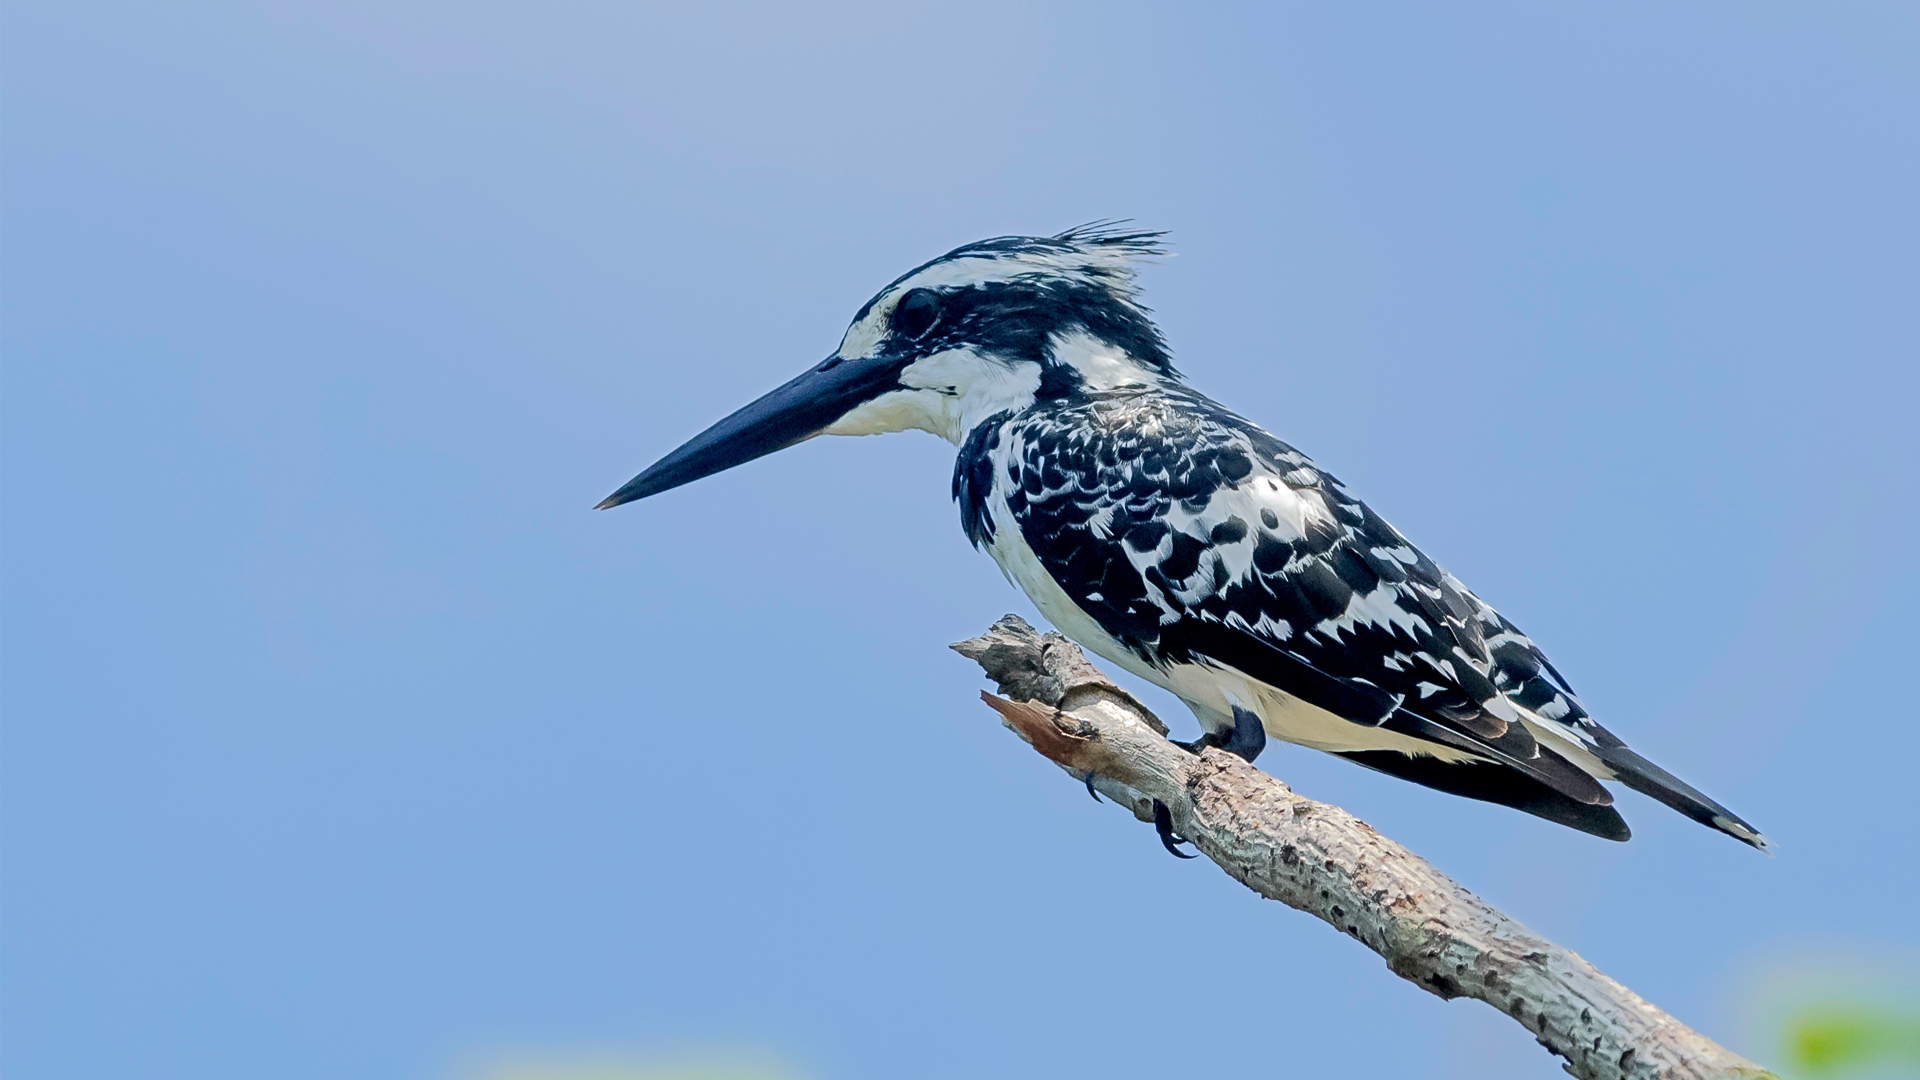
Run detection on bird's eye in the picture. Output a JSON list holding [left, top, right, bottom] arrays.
[[893, 289, 943, 340]]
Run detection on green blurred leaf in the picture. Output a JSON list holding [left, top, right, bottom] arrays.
[[1784, 1005, 1920, 1076]]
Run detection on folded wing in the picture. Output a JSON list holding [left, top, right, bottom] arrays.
[[995, 387, 1618, 809]]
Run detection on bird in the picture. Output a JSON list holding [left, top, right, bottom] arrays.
[[597, 223, 1769, 853]]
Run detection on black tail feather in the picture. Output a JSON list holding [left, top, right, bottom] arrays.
[[1336, 751, 1631, 842], [1595, 744, 1771, 851]]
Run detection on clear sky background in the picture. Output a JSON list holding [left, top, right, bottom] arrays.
[[4, 3, 1917, 1078]]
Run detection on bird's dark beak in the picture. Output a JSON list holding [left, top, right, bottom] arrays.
[[595, 354, 901, 509]]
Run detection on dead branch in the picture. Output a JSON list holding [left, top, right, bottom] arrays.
[[953, 615, 1778, 1080]]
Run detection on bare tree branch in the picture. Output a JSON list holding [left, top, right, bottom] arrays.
[[953, 615, 1778, 1080]]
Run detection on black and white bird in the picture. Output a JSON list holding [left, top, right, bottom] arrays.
[[598, 225, 1769, 852]]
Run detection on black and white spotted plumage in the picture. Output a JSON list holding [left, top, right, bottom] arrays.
[[605, 224, 1769, 849], [959, 385, 1650, 839]]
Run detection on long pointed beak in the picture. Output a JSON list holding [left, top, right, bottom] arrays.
[[595, 354, 901, 509]]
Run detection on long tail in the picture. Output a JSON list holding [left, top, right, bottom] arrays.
[[1594, 744, 1772, 852], [1335, 750, 1632, 842]]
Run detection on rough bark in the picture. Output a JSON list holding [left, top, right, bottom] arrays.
[[953, 614, 1778, 1080]]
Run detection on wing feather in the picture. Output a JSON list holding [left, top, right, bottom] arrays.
[[989, 385, 1619, 806]]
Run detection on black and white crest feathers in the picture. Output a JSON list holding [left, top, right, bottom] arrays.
[[852, 222, 1177, 378]]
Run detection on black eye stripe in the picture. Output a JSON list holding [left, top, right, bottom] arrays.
[[893, 288, 943, 339]]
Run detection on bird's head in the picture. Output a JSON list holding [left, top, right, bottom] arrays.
[[596, 223, 1172, 509]]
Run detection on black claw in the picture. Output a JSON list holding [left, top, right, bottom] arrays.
[[1173, 732, 1215, 755], [1083, 770, 1102, 802], [1174, 712, 1264, 763], [1153, 799, 1197, 858], [1225, 705, 1268, 763]]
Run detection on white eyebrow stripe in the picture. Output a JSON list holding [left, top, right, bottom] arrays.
[[836, 237, 1153, 360], [836, 304, 890, 359]]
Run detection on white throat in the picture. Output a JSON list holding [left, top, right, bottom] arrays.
[[823, 348, 1041, 445], [819, 331, 1162, 446]]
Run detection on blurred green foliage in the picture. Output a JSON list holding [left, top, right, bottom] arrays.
[[1783, 1004, 1920, 1077]]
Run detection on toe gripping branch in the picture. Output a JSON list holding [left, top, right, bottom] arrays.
[[1152, 799, 1198, 858], [1174, 705, 1267, 764], [1152, 707, 1266, 857], [959, 615, 1212, 860]]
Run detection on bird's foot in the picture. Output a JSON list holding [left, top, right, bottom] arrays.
[[1223, 705, 1267, 762], [1082, 770, 1102, 802], [1153, 799, 1198, 859], [1173, 707, 1267, 763]]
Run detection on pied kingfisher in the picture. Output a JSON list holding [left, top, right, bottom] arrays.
[[598, 224, 1768, 852]]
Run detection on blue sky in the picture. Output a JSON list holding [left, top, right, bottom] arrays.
[[3, 3, 1916, 1078]]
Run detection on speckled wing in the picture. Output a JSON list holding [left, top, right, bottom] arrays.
[[962, 386, 1618, 806]]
